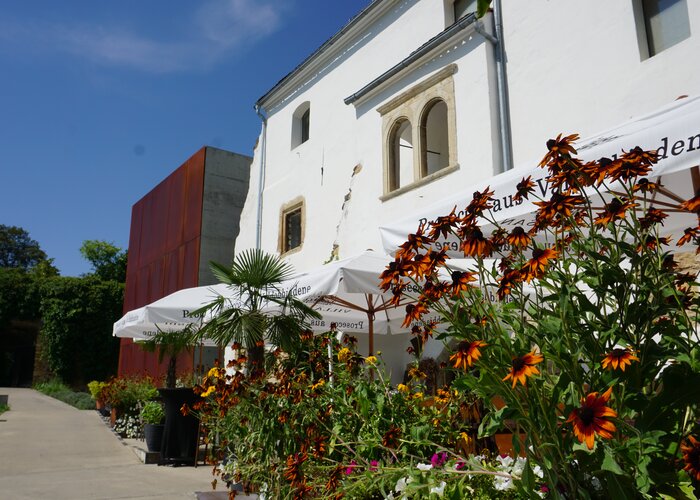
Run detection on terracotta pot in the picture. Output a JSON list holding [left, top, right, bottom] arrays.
[[110, 407, 118, 427]]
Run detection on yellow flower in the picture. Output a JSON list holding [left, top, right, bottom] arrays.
[[338, 347, 352, 362], [200, 386, 216, 398], [413, 392, 423, 400], [311, 379, 326, 391], [365, 355, 378, 366], [207, 367, 222, 378], [397, 384, 409, 393]]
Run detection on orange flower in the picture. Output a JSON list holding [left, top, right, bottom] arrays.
[[566, 387, 617, 450], [636, 235, 669, 253], [284, 451, 308, 485], [396, 228, 434, 260], [632, 177, 660, 194], [681, 435, 700, 481], [402, 301, 429, 328], [502, 351, 543, 388], [680, 195, 700, 213], [465, 187, 494, 218], [429, 207, 460, 240], [514, 176, 536, 202], [450, 340, 487, 370], [382, 424, 402, 448], [506, 226, 531, 248], [639, 207, 668, 230], [678, 226, 700, 246], [601, 347, 639, 372], [450, 270, 477, 296], [539, 133, 579, 168], [594, 198, 637, 226], [497, 268, 522, 300], [521, 247, 558, 282], [460, 227, 493, 257], [533, 192, 585, 230]]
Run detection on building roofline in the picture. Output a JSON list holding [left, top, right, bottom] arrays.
[[255, 0, 393, 111], [344, 12, 479, 106]]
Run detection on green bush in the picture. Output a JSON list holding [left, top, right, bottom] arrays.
[[0, 403, 9, 415], [102, 375, 158, 414], [34, 379, 95, 410]]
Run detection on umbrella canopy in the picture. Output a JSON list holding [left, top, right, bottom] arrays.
[[113, 283, 238, 346], [380, 96, 700, 256], [270, 250, 509, 355]]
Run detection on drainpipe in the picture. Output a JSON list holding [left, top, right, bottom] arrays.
[[475, 2, 513, 172], [254, 104, 268, 250], [493, 0, 513, 172]]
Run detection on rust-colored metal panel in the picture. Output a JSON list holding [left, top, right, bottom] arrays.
[[118, 148, 207, 378]]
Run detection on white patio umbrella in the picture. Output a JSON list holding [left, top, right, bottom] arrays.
[[113, 283, 240, 346], [270, 250, 520, 355], [380, 95, 700, 256]]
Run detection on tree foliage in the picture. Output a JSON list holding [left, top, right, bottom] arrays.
[[0, 224, 48, 270], [39, 276, 124, 386], [79, 240, 127, 282]]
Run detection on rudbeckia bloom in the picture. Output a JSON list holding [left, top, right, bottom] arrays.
[[502, 351, 543, 388], [402, 301, 429, 328], [567, 387, 617, 450], [681, 435, 700, 481], [601, 347, 639, 372], [521, 247, 558, 282], [506, 226, 531, 248], [450, 340, 487, 370], [382, 424, 401, 448], [514, 176, 536, 202], [594, 198, 636, 226], [680, 195, 700, 213], [539, 133, 579, 168], [429, 207, 460, 239], [678, 226, 700, 246], [497, 268, 522, 300], [460, 227, 493, 257], [450, 270, 477, 296]]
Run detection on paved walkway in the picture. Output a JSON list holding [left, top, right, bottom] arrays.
[[0, 388, 237, 499]]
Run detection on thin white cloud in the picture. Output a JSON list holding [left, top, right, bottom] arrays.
[[0, 0, 288, 74]]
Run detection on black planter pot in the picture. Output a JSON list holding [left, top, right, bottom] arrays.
[[144, 423, 165, 453], [158, 387, 199, 466]]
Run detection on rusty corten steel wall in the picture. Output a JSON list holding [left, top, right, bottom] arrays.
[[117, 148, 206, 379]]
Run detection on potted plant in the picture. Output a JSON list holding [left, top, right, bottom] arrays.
[[141, 327, 201, 465], [87, 380, 108, 416], [140, 400, 165, 453]]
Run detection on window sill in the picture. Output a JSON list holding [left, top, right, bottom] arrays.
[[380, 163, 460, 202]]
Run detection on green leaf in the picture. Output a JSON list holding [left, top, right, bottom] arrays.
[[476, 0, 492, 18], [601, 447, 624, 475]]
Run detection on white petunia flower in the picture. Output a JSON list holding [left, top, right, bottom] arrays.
[[429, 481, 446, 497], [532, 465, 544, 479], [395, 477, 410, 492], [494, 475, 514, 491], [416, 463, 433, 471]]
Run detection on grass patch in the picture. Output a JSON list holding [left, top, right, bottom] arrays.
[[34, 379, 95, 410], [0, 403, 9, 415]]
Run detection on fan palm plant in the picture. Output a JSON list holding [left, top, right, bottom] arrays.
[[192, 249, 320, 374], [141, 326, 199, 388]]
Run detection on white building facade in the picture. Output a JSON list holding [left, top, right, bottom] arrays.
[[234, 0, 700, 375]]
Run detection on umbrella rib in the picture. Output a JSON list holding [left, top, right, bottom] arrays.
[[316, 294, 368, 313]]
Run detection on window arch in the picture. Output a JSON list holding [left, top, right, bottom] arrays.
[[420, 99, 450, 177], [291, 101, 311, 149], [389, 118, 413, 192]]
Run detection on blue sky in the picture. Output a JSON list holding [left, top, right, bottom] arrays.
[[0, 0, 370, 276]]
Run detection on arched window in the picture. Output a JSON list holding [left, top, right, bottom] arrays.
[[421, 99, 450, 177], [291, 101, 311, 149], [389, 118, 413, 192]]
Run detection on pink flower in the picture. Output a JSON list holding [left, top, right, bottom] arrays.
[[430, 452, 448, 468], [345, 460, 358, 475], [370, 460, 379, 472], [455, 461, 465, 470]]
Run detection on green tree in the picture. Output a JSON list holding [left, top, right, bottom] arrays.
[[79, 240, 127, 282], [140, 327, 199, 388], [0, 225, 48, 269], [194, 249, 320, 374]]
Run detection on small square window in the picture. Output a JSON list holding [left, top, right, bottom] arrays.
[[283, 206, 303, 253], [641, 0, 691, 57]]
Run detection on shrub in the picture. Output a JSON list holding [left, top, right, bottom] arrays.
[[102, 375, 158, 414], [140, 400, 165, 425], [87, 380, 107, 401], [34, 379, 95, 410]]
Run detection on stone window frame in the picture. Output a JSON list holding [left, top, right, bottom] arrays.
[[279, 197, 305, 256], [379, 64, 459, 201], [633, 0, 691, 59]]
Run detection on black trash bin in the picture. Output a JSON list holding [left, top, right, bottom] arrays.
[[158, 387, 199, 465]]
